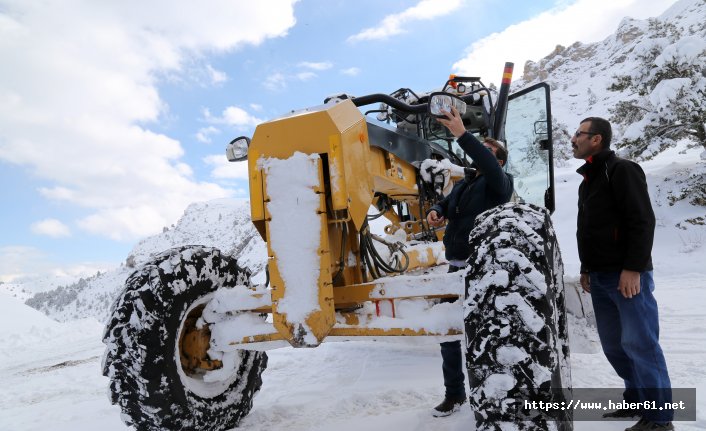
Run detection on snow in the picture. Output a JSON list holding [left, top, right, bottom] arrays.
[[209, 313, 276, 351], [649, 78, 691, 109], [260, 152, 322, 345], [0, 272, 99, 301], [329, 157, 342, 195], [202, 284, 271, 316], [367, 270, 463, 299], [175, 293, 244, 399], [129, 199, 267, 277], [494, 292, 545, 334], [0, 293, 59, 336], [4, 0, 706, 428], [654, 35, 706, 67], [496, 346, 529, 367], [335, 297, 464, 335], [419, 158, 465, 196], [480, 373, 516, 399]]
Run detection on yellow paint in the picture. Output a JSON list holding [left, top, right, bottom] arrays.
[[248, 101, 370, 223], [405, 247, 439, 270], [328, 134, 347, 211], [368, 147, 418, 196]]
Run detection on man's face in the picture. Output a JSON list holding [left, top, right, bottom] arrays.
[[571, 121, 602, 160], [483, 142, 504, 167]]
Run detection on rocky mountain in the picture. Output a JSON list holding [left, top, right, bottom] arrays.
[[125, 198, 266, 276], [518, 0, 705, 155], [515, 0, 705, 220], [26, 199, 267, 322]]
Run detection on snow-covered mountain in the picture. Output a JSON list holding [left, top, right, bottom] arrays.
[[0, 272, 104, 302], [26, 198, 267, 322], [125, 198, 266, 273], [519, 0, 706, 223], [513, 0, 705, 234], [517, 0, 705, 159]]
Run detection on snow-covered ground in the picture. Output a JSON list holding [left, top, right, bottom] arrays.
[[1, 271, 704, 430]]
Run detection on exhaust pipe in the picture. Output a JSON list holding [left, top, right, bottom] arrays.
[[491, 62, 514, 141]]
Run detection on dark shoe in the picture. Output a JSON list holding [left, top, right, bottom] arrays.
[[603, 407, 641, 418], [625, 418, 674, 431], [432, 396, 466, 417]]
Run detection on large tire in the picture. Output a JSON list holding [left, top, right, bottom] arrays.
[[464, 203, 572, 430], [102, 246, 268, 431]]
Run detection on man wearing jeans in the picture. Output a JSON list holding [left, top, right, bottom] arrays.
[[572, 117, 673, 431]]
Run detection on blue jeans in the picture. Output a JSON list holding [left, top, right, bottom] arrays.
[[440, 264, 466, 399], [590, 271, 673, 422], [440, 340, 465, 398]]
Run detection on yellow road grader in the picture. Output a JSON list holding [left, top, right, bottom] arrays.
[[102, 63, 572, 430]]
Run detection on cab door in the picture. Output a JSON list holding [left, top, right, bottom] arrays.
[[505, 83, 555, 213]]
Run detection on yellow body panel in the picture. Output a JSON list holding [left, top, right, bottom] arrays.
[[369, 147, 419, 198], [248, 101, 374, 346], [248, 101, 373, 230], [337, 122, 374, 230]]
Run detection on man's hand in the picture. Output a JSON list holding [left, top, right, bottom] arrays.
[[437, 106, 466, 138], [426, 210, 445, 227], [580, 273, 590, 293], [618, 270, 641, 298]]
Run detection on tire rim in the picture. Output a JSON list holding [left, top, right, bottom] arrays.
[[175, 293, 243, 399]]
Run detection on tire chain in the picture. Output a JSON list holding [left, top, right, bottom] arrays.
[[102, 246, 267, 431]]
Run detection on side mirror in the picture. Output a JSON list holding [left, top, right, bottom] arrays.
[[226, 136, 250, 162], [428, 92, 467, 117]]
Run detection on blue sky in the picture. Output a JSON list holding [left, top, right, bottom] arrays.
[[0, 0, 677, 282]]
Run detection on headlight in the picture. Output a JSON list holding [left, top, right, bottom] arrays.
[[429, 92, 467, 117]]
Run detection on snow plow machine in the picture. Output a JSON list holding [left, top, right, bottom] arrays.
[[102, 62, 572, 430]]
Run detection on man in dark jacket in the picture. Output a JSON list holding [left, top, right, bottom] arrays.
[[425, 106, 513, 417], [572, 117, 673, 431]]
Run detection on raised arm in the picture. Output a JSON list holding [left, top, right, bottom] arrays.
[[437, 106, 512, 195]]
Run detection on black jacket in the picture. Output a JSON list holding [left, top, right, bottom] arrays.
[[576, 150, 655, 273], [430, 132, 514, 261]]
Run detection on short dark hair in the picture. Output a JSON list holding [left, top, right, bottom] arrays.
[[484, 137, 508, 165], [581, 117, 612, 148]]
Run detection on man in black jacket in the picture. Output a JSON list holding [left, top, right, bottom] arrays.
[[572, 117, 673, 431], [425, 106, 513, 417]]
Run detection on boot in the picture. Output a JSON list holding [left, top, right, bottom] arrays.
[[431, 395, 466, 417]]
